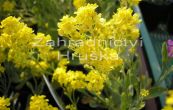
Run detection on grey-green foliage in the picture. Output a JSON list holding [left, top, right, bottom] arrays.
[[87, 54, 167, 110]]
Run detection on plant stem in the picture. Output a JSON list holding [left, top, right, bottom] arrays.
[[43, 74, 65, 110]]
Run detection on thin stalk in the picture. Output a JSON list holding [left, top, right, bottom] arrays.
[[43, 74, 64, 110]]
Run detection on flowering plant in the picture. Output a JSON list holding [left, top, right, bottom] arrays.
[[0, 0, 170, 110]]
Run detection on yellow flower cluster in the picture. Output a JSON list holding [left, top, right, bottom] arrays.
[[58, 58, 69, 68], [52, 67, 105, 95], [27, 60, 49, 77], [66, 104, 77, 110], [58, 4, 104, 40], [52, 67, 86, 93], [0, 16, 60, 76], [120, 0, 141, 7], [85, 70, 106, 95], [0, 97, 10, 110], [33, 33, 53, 61], [58, 4, 139, 74], [2, 0, 15, 12], [163, 90, 173, 110], [106, 7, 140, 40], [140, 89, 149, 97], [29, 95, 58, 110], [73, 40, 123, 74], [58, 3, 140, 41], [0, 16, 34, 68], [73, 0, 86, 9]]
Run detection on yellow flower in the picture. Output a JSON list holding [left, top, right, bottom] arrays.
[[52, 67, 86, 94], [162, 90, 173, 110], [73, 0, 86, 9], [33, 33, 53, 60], [39, 61, 49, 70], [52, 66, 105, 95], [58, 15, 82, 40], [45, 22, 49, 28], [107, 7, 141, 40], [86, 70, 106, 95], [2, 0, 15, 12], [66, 104, 77, 110], [0, 16, 57, 72], [0, 16, 35, 68], [1, 16, 25, 35], [58, 58, 69, 68], [29, 95, 58, 110], [162, 105, 173, 110], [52, 67, 67, 86], [58, 4, 105, 40], [27, 60, 49, 77], [166, 90, 173, 105], [73, 40, 123, 73], [0, 97, 10, 110], [140, 89, 149, 97], [0, 66, 5, 73], [47, 51, 60, 61], [58, 4, 140, 77], [67, 70, 86, 90], [75, 4, 103, 36]]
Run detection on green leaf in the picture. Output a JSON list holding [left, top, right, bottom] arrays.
[[158, 65, 173, 84], [145, 87, 167, 99], [37, 80, 45, 94], [162, 42, 168, 64], [89, 101, 100, 108], [121, 92, 128, 110], [26, 82, 35, 94]]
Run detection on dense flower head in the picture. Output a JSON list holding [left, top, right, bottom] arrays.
[[58, 4, 135, 74], [0, 16, 60, 76], [73, 0, 86, 9], [166, 91, 173, 105], [57, 3, 140, 98], [163, 90, 173, 110], [29, 95, 58, 110], [58, 15, 79, 39], [66, 104, 77, 110], [73, 40, 123, 73], [86, 70, 106, 95], [58, 58, 69, 69], [2, 0, 15, 12], [27, 60, 49, 77], [52, 67, 86, 93], [74, 4, 103, 35], [0, 16, 29, 35], [0, 16, 34, 68], [58, 4, 106, 40], [52, 67, 105, 95], [58, 4, 140, 41], [33, 33, 53, 61], [106, 7, 141, 40], [0, 96, 10, 110], [140, 89, 149, 97]]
